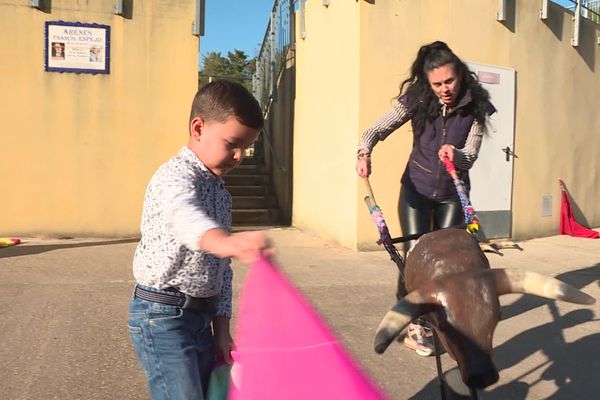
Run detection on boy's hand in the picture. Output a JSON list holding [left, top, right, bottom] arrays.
[[228, 231, 274, 265], [200, 229, 275, 265], [213, 316, 234, 364]]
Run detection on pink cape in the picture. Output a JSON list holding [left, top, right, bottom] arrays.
[[229, 257, 388, 400], [560, 183, 599, 239]]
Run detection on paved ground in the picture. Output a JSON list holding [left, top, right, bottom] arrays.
[[0, 227, 599, 400]]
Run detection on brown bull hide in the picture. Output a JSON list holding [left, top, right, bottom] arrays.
[[374, 228, 596, 390]]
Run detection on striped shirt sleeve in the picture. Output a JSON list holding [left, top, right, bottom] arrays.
[[453, 119, 484, 170], [358, 99, 411, 152]]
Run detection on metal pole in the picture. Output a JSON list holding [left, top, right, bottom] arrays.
[[433, 333, 447, 400], [469, 387, 479, 399], [540, 0, 549, 19], [572, 0, 582, 46], [192, 0, 205, 36], [270, 11, 277, 102], [497, 0, 506, 21], [299, 0, 307, 39]]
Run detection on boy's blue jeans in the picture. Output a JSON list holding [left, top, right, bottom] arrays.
[[128, 285, 215, 400]]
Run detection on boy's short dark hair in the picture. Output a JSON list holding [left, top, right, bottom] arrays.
[[189, 79, 264, 129]]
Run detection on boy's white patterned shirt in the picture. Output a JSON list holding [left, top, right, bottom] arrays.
[[132, 147, 233, 317]]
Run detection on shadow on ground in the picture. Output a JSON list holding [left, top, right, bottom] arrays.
[[0, 238, 139, 258], [408, 264, 600, 400]]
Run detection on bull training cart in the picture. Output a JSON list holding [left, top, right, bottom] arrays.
[[362, 160, 481, 400]]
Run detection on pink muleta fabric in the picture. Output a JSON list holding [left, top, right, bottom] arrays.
[[229, 257, 388, 400]]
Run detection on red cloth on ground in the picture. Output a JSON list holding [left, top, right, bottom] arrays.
[[560, 190, 599, 239]]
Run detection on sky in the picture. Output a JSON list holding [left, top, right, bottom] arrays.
[[197, 0, 578, 69], [198, 0, 275, 69], [553, 0, 576, 7]]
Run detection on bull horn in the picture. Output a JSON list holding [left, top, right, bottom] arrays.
[[492, 269, 596, 305], [374, 289, 437, 354]]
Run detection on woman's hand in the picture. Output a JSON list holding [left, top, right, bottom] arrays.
[[356, 149, 371, 177], [438, 144, 455, 161]]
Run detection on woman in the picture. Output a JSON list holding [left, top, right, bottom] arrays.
[[356, 41, 495, 356]]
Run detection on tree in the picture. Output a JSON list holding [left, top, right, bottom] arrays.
[[198, 49, 256, 91]]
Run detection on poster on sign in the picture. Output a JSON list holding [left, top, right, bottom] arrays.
[[45, 21, 110, 74]]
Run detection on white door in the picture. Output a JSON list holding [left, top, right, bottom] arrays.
[[467, 62, 516, 239]]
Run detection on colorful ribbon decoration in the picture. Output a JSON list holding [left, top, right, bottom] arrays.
[[366, 203, 393, 247], [441, 157, 479, 234]]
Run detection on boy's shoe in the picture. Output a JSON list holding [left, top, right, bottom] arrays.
[[403, 321, 435, 356]]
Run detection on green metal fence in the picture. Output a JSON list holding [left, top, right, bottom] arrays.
[[252, 0, 294, 114]]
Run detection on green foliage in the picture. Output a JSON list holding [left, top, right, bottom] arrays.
[[198, 50, 256, 91]]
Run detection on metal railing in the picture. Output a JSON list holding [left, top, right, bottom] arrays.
[[252, 0, 294, 114], [562, 0, 600, 22]]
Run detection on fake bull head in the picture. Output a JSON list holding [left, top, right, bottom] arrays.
[[374, 228, 595, 389]]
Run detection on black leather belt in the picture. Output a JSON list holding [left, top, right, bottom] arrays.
[[134, 284, 215, 311]]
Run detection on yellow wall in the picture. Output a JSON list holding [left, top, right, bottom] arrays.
[[0, 0, 198, 237], [507, 3, 600, 239], [294, 0, 600, 248], [292, 0, 361, 247]]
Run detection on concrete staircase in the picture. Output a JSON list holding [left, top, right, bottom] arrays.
[[225, 157, 280, 226]]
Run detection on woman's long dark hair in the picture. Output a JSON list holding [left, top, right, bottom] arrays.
[[397, 41, 490, 135]]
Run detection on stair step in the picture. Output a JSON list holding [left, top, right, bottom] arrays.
[[228, 156, 282, 226], [232, 209, 280, 225], [233, 164, 265, 175], [240, 156, 260, 165], [233, 195, 277, 209], [227, 185, 267, 196], [224, 174, 268, 186]]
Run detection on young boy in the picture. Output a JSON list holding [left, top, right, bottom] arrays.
[[128, 79, 273, 400]]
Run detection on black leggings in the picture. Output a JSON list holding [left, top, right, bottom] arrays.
[[396, 184, 463, 298]]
